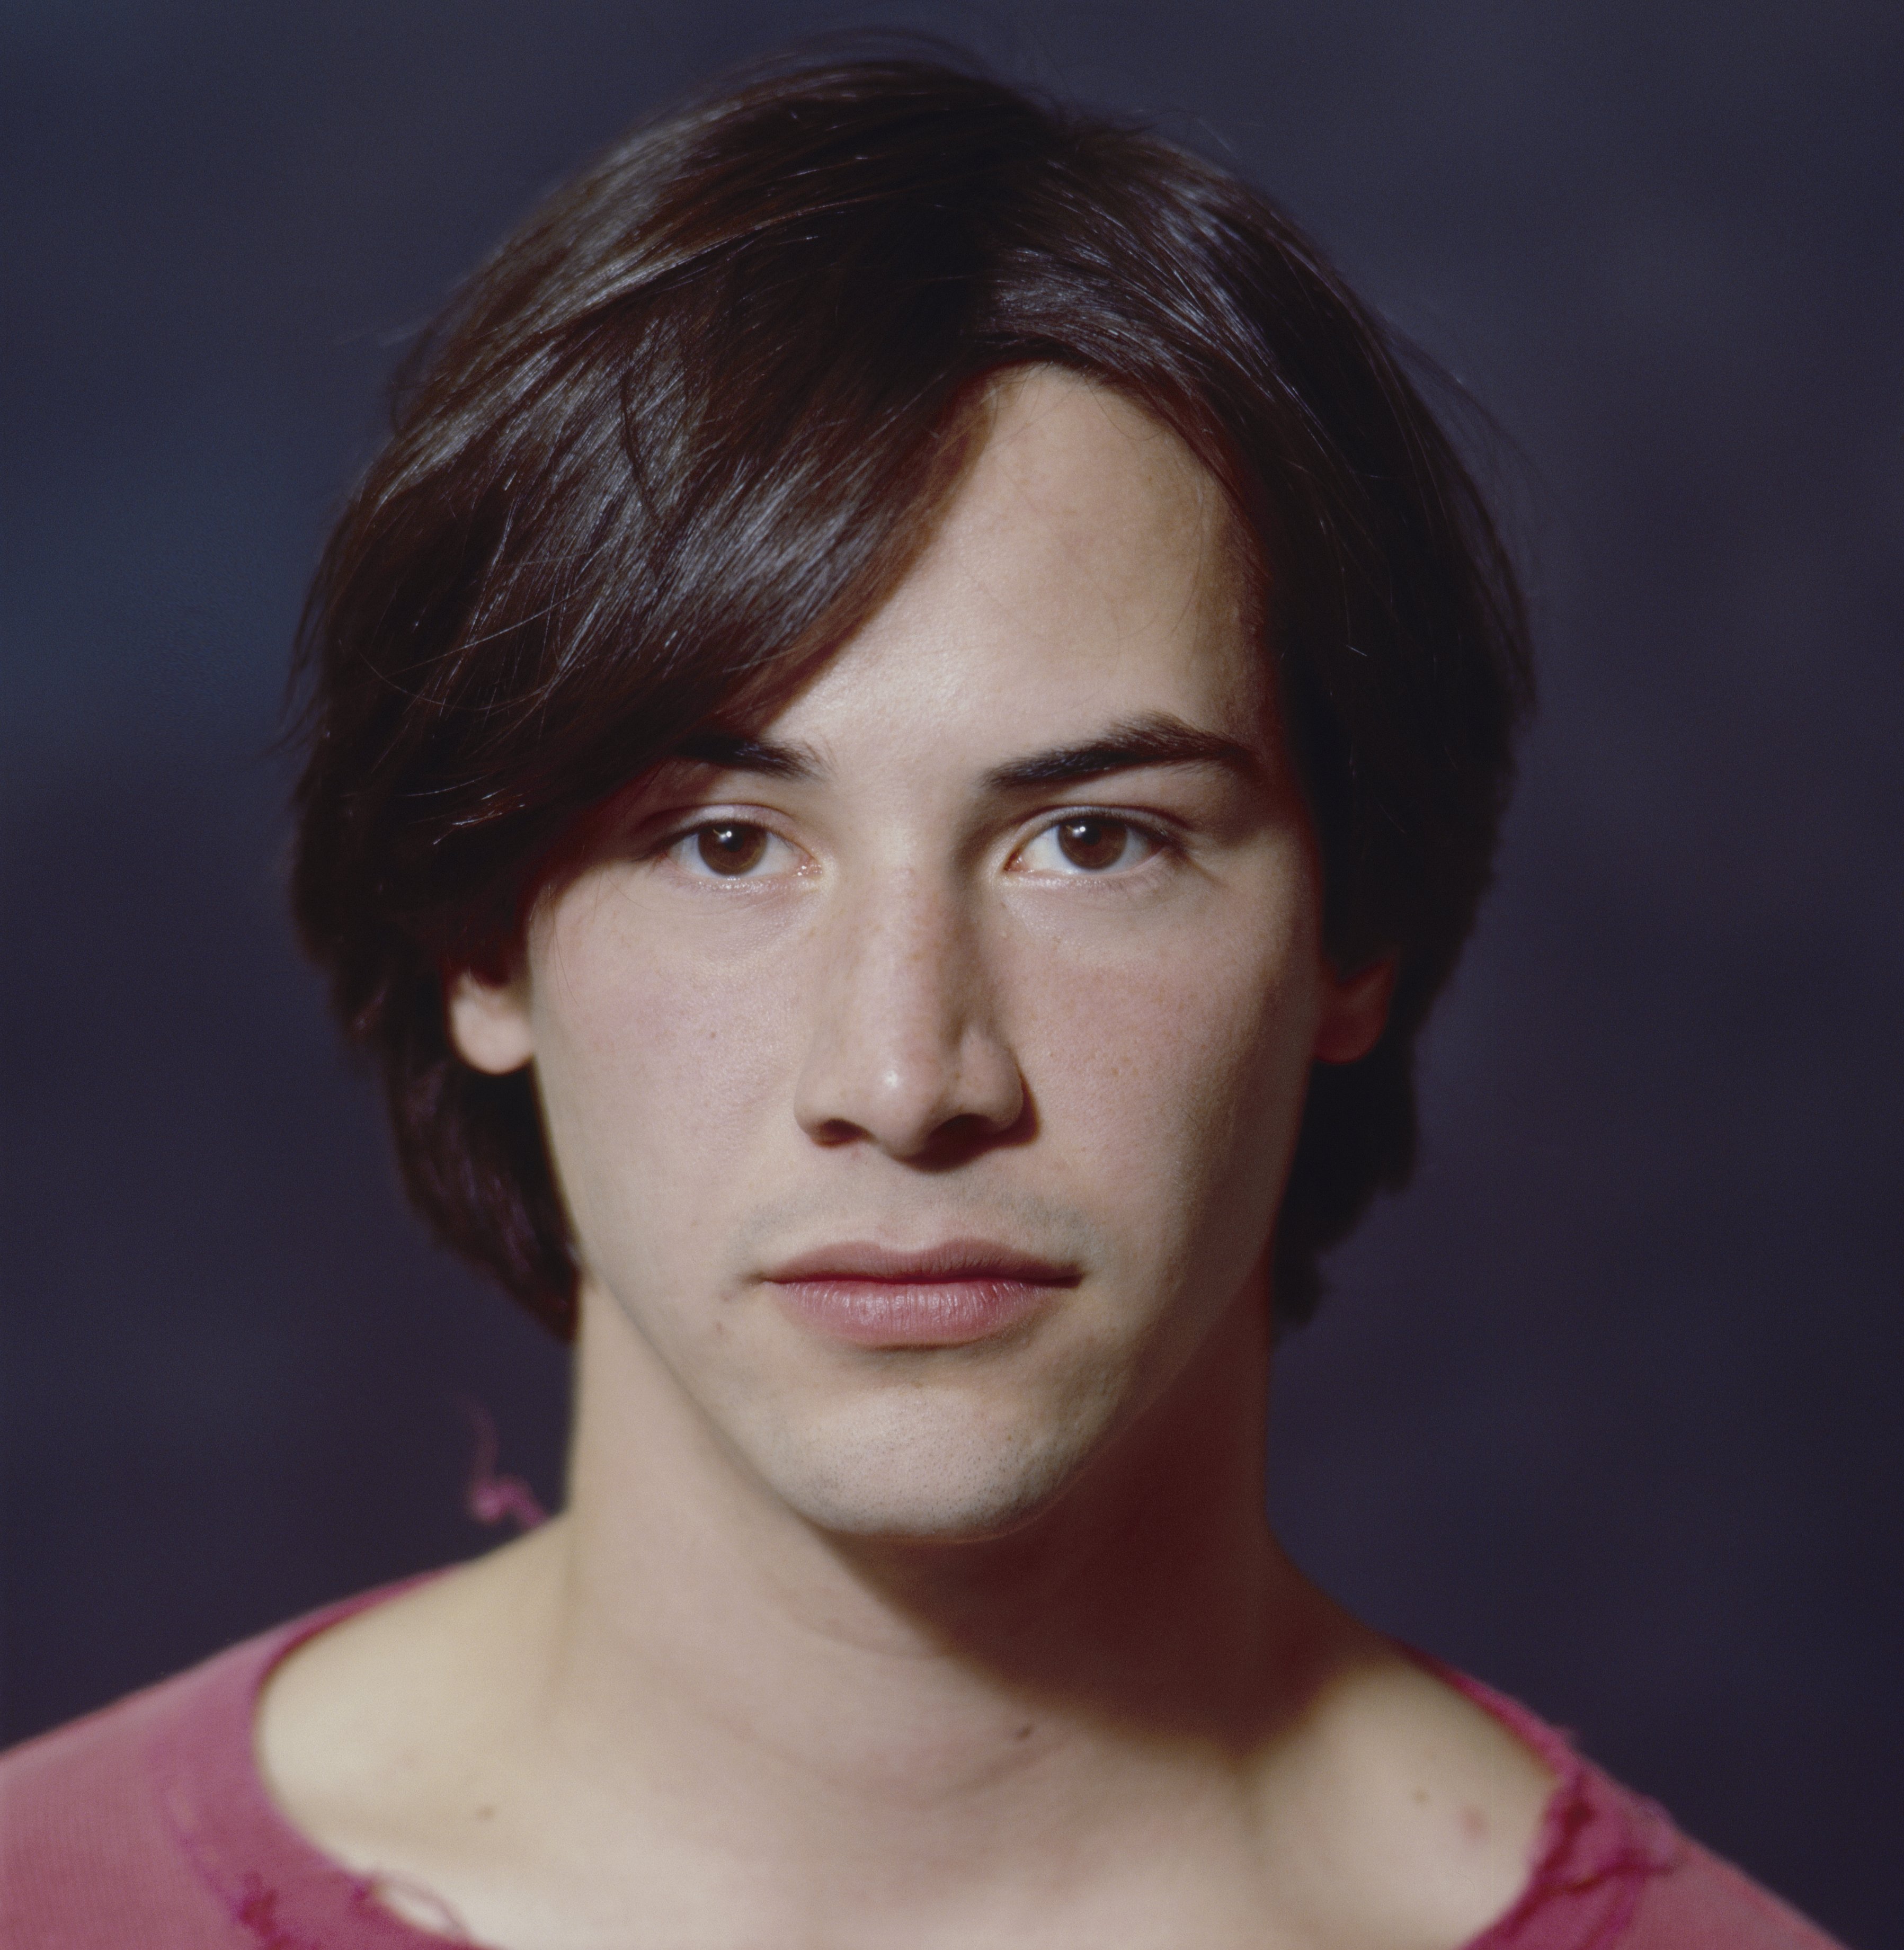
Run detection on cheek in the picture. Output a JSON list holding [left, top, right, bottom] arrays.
[[525, 881, 802, 1272], [1011, 884, 1323, 1244]]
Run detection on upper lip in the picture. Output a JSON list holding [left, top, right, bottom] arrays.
[[763, 1239, 1080, 1285]]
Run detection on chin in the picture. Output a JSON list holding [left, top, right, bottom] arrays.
[[756, 1388, 1108, 1544]]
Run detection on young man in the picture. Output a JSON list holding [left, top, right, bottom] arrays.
[[2, 51, 1841, 1950]]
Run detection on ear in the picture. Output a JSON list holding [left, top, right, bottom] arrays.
[[446, 966, 536, 1075], [1312, 956, 1395, 1066]]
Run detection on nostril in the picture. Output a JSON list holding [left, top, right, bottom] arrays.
[[925, 1093, 1037, 1159]]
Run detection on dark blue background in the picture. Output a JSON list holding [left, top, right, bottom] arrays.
[[3, 5, 1899, 1942]]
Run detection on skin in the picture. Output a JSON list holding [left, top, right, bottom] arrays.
[[258, 370, 1553, 1949]]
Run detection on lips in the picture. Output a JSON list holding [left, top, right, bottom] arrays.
[[762, 1239, 1079, 1348]]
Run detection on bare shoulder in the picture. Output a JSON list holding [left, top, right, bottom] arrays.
[[254, 1521, 559, 1874], [1255, 1615, 1559, 1949]]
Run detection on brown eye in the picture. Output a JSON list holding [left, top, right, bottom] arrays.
[[1055, 818, 1131, 870], [695, 823, 769, 876]]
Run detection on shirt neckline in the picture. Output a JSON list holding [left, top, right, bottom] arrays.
[[149, 1581, 1679, 1950]]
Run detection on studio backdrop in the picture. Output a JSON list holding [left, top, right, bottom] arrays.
[[3, 6, 1899, 1945]]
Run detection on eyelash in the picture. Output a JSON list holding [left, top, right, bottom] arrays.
[[651, 808, 1182, 883], [657, 818, 805, 881], [1012, 812, 1176, 877]]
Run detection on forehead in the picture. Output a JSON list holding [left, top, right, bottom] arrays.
[[772, 368, 1265, 756]]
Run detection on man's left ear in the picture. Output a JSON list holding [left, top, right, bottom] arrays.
[[1313, 956, 1396, 1065]]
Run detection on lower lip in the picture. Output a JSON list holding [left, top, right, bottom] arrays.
[[768, 1277, 1062, 1348]]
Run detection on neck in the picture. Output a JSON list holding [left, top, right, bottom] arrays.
[[259, 1276, 1553, 1949], [523, 1280, 1333, 1828]]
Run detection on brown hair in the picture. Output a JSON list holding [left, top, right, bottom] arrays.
[[289, 47, 1533, 1339]]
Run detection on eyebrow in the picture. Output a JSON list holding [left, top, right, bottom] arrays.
[[668, 711, 1260, 791], [982, 713, 1261, 791], [670, 730, 821, 779]]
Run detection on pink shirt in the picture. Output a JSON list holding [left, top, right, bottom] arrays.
[[1, 1582, 1845, 1948]]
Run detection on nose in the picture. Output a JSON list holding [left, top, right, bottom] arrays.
[[793, 865, 1026, 1160]]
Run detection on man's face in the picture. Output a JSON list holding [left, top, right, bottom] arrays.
[[452, 369, 1386, 1541]]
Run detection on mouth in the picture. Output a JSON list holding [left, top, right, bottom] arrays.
[[761, 1239, 1080, 1348]]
